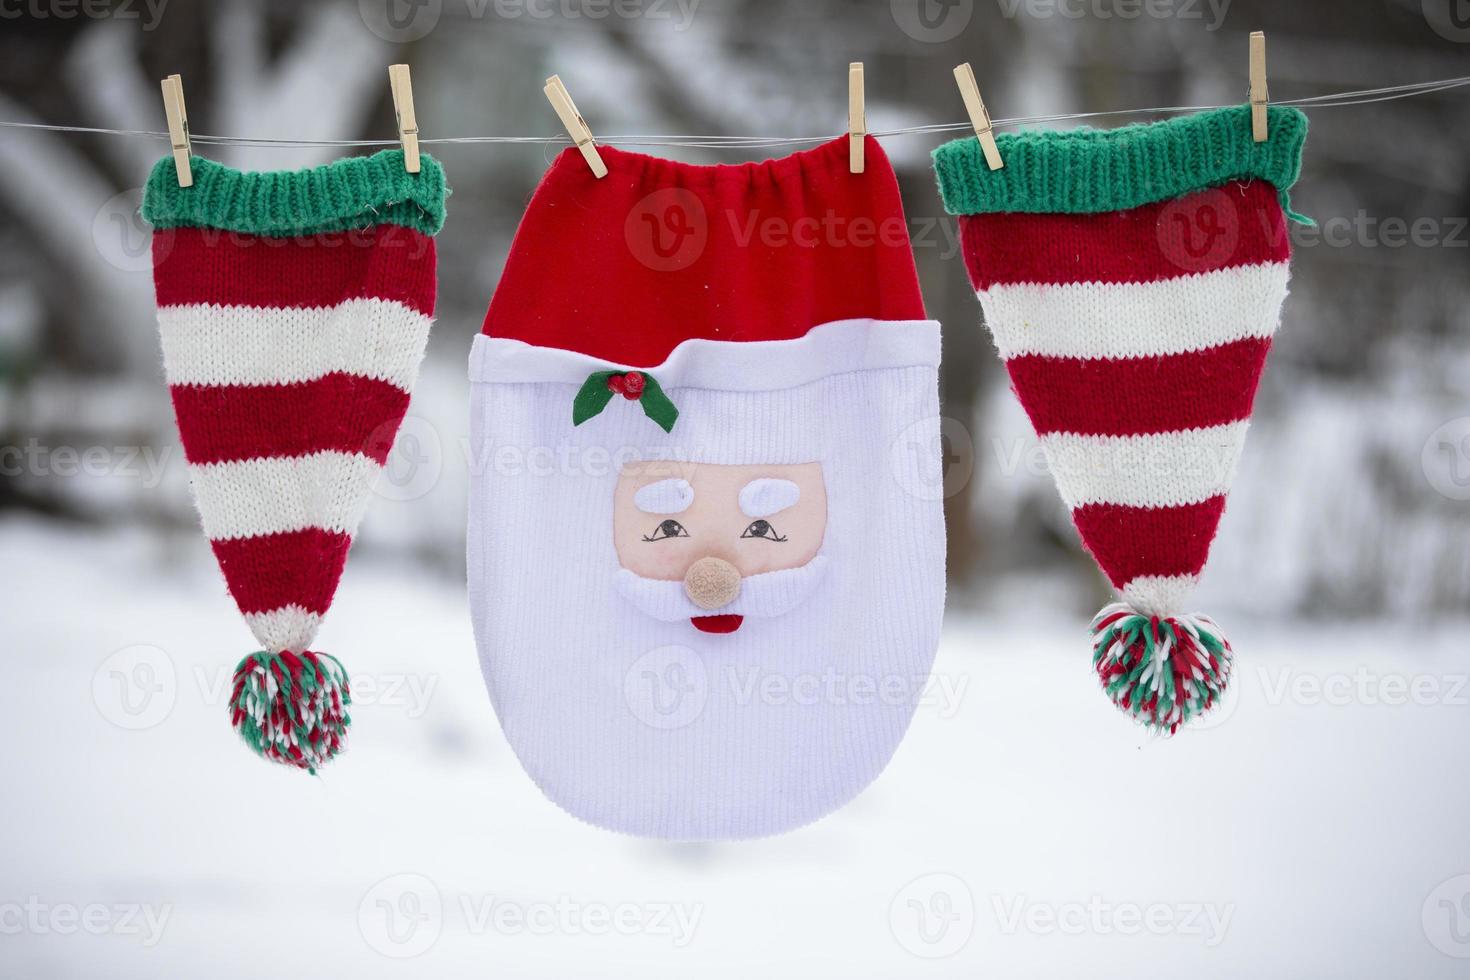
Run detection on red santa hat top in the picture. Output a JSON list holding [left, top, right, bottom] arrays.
[[481, 135, 927, 365], [471, 136, 940, 467]]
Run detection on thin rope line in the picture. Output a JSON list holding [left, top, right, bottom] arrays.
[[0, 75, 1465, 151]]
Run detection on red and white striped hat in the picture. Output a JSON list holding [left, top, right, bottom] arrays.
[[935, 105, 1309, 733], [144, 149, 448, 770]]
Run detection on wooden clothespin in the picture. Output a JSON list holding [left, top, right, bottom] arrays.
[[544, 74, 607, 179], [1249, 31, 1268, 142], [159, 74, 192, 187], [953, 63, 1003, 171], [848, 62, 865, 174], [388, 64, 421, 173]]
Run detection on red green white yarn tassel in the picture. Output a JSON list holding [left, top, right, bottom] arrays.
[[229, 651, 351, 773], [1089, 603, 1232, 734]]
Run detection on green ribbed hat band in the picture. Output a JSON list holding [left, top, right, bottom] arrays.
[[932, 104, 1308, 222], [142, 149, 448, 238]]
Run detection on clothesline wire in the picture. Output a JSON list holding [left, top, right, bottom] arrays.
[[0, 75, 1465, 152]]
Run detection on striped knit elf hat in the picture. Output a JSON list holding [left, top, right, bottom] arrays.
[[934, 105, 1308, 734], [142, 149, 448, 771]]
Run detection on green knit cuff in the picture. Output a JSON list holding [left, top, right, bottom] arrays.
[[933, 105, 1308, 223], [142, 149, 448, 238]]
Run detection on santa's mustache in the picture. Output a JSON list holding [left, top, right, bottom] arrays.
[[615, 556, 830, 622]]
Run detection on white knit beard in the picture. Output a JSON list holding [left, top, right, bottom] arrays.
[[614, 556, 830, 622]]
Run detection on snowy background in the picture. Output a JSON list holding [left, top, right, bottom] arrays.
[[2, 0, 1469, 976]]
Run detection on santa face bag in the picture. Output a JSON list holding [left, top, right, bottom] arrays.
[[933, 105, 1307, 734], [470, 136, 944, 839]]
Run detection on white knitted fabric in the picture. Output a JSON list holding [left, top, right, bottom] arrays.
[[467, 318, 945, 839]]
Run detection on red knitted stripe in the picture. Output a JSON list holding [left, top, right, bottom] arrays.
[[170, 373, 409, 465], [1072, 496, 1226, 588], [960, 180, 1290, 290], [153, 225, 437, 316], [1005, 336, 1271, 437], [211, 528, 351, 615]]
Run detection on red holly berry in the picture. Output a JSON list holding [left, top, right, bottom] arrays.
[[603, 371, 645, 401]]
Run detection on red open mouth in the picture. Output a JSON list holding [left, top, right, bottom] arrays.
[[691, 615, 743, 634]]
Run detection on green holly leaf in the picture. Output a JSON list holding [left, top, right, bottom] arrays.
[[572, 371, 617, 426], [637, 373, 679, 433], [571, 370, 679, 433]]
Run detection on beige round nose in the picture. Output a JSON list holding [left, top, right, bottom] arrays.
[[684, 556, 742, 610]]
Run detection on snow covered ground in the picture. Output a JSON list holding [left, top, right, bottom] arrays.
[[4, 515, 1470, 978]]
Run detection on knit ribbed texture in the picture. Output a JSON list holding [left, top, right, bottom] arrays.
[[469, 137, 944, 839], [955, 177, 1293, 618], [947, 150, 1300, 730], [149, 221, 440, 655], [481, 135, 926, 364], [933, 104, 1308, 222], [469, 354, 945, 839], [143, 149, 447, 237], [144, 154, 447, 771]]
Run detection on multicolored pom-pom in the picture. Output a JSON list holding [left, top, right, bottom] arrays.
[[229, 650, 351, 773], [1090, 603, 1232, 734]]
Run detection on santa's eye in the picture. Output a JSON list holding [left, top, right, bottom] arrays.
[[740, 519, 787, 542], [643, 519, 689, 542]]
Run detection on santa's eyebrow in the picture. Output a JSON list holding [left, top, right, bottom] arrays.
[[739, 478, 800, 518], [634, 478, 694, 514]]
